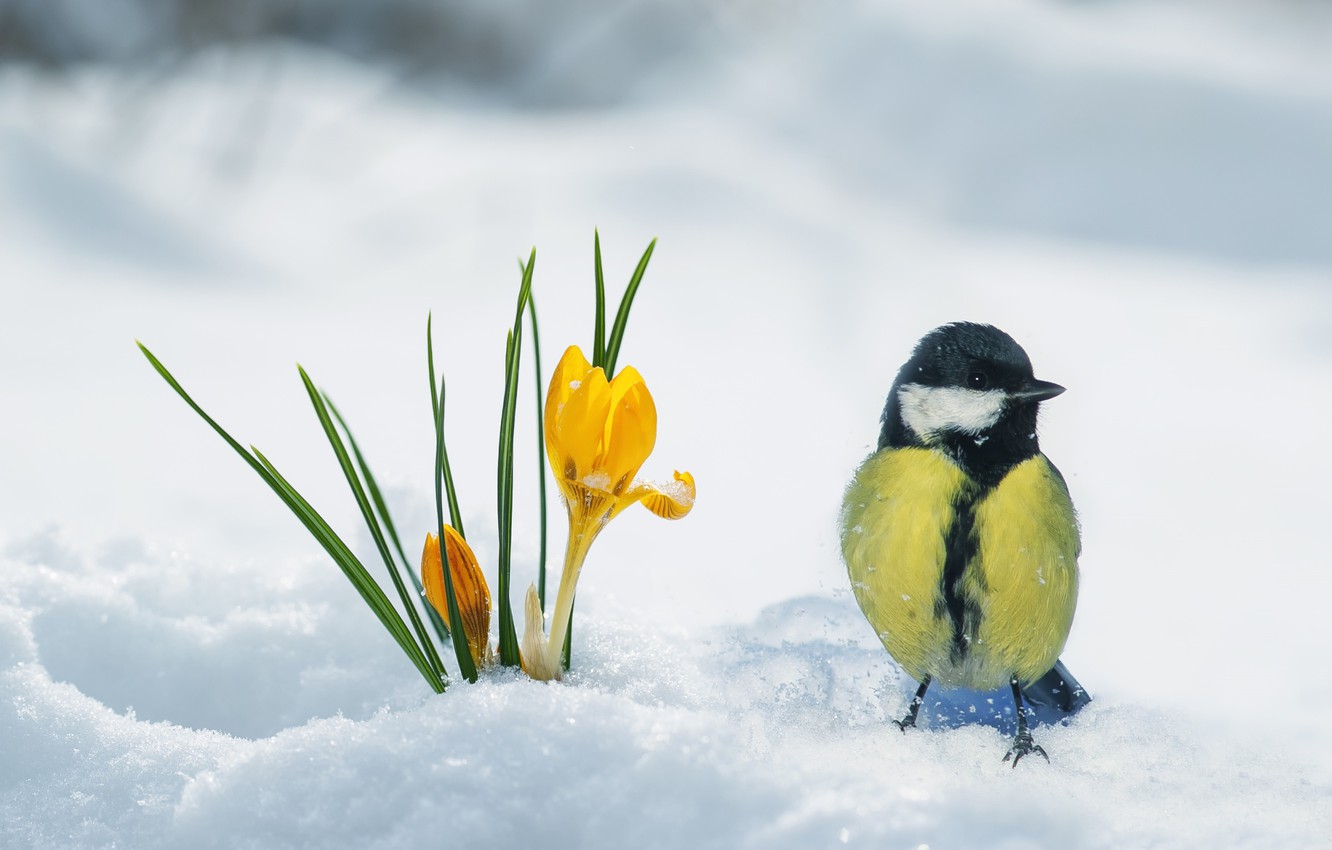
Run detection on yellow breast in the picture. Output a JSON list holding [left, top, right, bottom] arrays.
[[970, 457, 1080, 685], [840, 448, 1079, 689], [840, 448, 963, 683]]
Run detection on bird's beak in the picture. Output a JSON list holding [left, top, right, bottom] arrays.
[[1011, 379, 1066, 403]]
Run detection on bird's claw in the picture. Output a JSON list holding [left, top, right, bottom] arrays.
[[892, 717, 916, 734], [1002, 732, 1049, 767]]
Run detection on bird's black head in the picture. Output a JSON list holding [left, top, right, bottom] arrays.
[[879, 323, 1065, 486]]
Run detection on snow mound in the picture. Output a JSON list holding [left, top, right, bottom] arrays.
[[2, 536, 1328, 849]]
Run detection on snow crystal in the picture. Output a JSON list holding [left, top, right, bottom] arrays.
[[581, 471, 613, 491]]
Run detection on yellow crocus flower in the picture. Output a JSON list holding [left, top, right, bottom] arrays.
[[422, 527, 493, 669], [522, 345, 695, 680]]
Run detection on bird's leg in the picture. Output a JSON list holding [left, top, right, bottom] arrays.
[[1003, 678, 1049, 766], [894, 676, 932, 732]]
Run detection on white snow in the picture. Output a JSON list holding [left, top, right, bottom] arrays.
[[4, 1, 1332, 847]]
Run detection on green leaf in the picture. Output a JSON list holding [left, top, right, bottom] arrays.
[[427, 314, 465, 538], [137, 342, 445, 693], [495, 250, 535, 667], [562, 595, 574, 671], [323, 394, 451, 644], [428, 323, 479, 683], [324, 396, 410, 567], [299, 367, 448, 681], [603, 237, 657, 376], [593, 230, 606, 369], [251, 448, 443, 690], [527, 293, 548, 613]]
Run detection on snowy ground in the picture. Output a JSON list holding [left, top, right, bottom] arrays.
[[3, 1, 1332, 847]]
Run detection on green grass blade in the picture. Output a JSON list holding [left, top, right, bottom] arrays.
[[323, 395, 409, 566], [497, 329, 520, 667], [427, 315, 465, 537], [495, 250, 535, 667], [593, 229, 606, 369], [527, 293, 548, 613], [136, 342, 444, 693], [139, 341, 275, 484], [299, 368, 448, 680], [251, 448, 444, 692], [322, 397, 452, 644], [562, 596, 574, 671], [323, 393, 451, 645], [603, 238, 657, 376], [439, 422, 463, 536], [428, 313, 439, 428], [428, 327, 479, 683]]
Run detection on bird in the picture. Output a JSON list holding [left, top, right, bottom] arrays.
[[840, 322, 1089, 765]]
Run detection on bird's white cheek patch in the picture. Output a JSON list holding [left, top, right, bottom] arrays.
[[898, 384, 1006, 439]]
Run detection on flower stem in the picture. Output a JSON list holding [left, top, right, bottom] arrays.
[[546, 527, 597, 662]]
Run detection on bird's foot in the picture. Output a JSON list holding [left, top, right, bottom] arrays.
[[1002, 731, 1049, 767], [894, 678, 930, 734]]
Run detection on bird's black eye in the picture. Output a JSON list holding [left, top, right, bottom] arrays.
[[967, 371, 989, 390]]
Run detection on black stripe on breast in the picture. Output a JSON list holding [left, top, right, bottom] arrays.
[[940, 479, 988, 663]]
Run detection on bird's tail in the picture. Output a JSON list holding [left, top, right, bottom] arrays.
[[1021, 659, 1091, 714]]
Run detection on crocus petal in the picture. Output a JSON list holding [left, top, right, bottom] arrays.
[[544, 346, 593, 472], [537, 348, 695, 678], [622, 470, 697, 520], [520, 583, 562, 681], [556, 365, 611, 482], [600, 366, 657, 493], [421, 528, 492, 668]]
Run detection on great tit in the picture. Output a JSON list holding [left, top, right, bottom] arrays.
[[840, 322, 1089, 765]]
